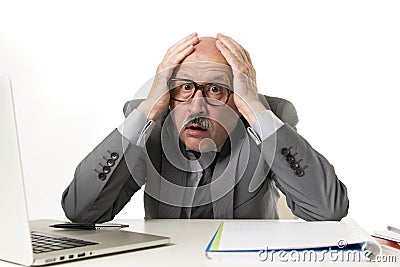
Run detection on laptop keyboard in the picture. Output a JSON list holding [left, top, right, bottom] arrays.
[[31, 232, 98, 254]]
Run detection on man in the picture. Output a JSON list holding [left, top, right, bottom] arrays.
[[62, 33, 349, 222]]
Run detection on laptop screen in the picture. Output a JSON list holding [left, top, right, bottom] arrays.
[[0, 75, 34, 265]]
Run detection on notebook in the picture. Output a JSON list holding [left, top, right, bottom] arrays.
[[0, 75, 170, 266], [205, 220, 381, 262]]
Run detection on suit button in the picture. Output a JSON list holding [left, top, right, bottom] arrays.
[[98, 173, 107, 181], [106, 159, 115, 167], [290, 162, 300, 170], [295, 168, 305, 177], [281, 148, 290, 156], [111, 152, 119, 160], [103, 166, 111, 174], [286, 155, 295, 163]]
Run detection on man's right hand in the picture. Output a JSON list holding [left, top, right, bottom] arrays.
[[137, 33, 199, 121]]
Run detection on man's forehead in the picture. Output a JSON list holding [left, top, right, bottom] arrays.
[[173, 62, 233, 81]]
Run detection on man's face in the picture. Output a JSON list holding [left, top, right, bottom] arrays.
[[169, 62, 240, 152]]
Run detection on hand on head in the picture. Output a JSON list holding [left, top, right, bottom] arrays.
[[137, 33, 199, 120], [215, 33, 266, 125]]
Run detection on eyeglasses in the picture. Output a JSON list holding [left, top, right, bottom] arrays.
[[168, 78, 232, 106]]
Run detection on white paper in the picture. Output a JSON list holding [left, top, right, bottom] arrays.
[[218, 220, 377, 251]]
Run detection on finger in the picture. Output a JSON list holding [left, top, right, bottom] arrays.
[[173, 44, 195, 64], [167, 36, 198, 64], [163, 35, 199, 64], [180, 32, 198, 43], [217, 33, 253, 66], [159, 35, 198, 71], [169, 32, 197, 51], [158, 44, 195, 73], [167, 33, 198, 55], [243, 49, 252, 65], [215, 39, 242, 70], [217, 39, 257, 84], [171, 35, 199, 57], [218, 33, 247, 54], [216, 33, 247, 63]]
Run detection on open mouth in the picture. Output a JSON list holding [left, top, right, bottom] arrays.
[[183, 117, 213, 135], [185, 123, 209, 131]]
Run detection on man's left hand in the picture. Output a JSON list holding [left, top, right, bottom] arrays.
[[216, 33, 266, 126]]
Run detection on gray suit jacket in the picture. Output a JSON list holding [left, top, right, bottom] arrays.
[[62, 95, 349, 222]]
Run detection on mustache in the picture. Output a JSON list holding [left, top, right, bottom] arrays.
[[183, 116, 213, 130]]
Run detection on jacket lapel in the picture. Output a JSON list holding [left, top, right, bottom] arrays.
[[156, 114, 189, 218]]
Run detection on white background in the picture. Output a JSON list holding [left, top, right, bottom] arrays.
[[0, 0, 399, 232]]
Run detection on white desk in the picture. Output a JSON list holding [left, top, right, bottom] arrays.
[[1, 219, 399, 267]]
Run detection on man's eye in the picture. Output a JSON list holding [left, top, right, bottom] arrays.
[[183, 84, 192, 90], [210, 86, 221, 93]]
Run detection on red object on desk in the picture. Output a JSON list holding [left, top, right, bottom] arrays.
[[373, 236, 400, 251]]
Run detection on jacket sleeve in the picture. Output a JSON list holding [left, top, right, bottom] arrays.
[[259, 99, 349, 221], [61, 100, 148, 223]]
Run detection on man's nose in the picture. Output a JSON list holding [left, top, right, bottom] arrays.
[[189, 89, 208, 115]]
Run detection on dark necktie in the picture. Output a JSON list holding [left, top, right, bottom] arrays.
[[190, 152, 216, 219]]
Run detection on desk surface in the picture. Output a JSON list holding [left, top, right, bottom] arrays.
[[1, 219, 399, 267]]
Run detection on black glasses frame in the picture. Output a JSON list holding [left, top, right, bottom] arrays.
[[168, 78, 232, 106]]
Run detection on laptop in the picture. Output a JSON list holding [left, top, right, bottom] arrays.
[[0, 75, 171, 266]]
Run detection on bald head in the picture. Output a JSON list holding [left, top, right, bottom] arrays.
[[183, 37, 228, 65]]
